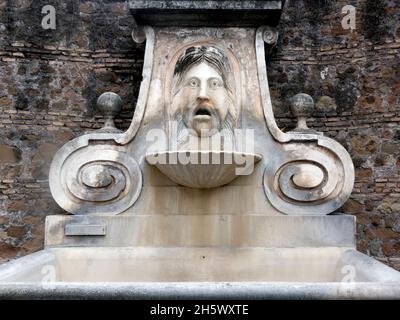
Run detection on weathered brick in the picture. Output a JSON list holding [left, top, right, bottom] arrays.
[[0, 145, 22, 164]]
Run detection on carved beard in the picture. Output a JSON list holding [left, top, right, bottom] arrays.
[[171, 111, 235, 151], [169, 81, 237, 151]]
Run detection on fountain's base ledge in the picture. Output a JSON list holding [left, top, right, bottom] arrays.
[[1, 282, 400, 300], [45, 215, 355, 248]]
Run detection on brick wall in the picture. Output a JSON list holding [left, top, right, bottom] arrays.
[[0, 0, 399, 271], [0, 0, 141, 263], [270, 0, 400, 270]]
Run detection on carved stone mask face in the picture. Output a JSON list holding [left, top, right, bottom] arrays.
[[178, 62, 230, 136]]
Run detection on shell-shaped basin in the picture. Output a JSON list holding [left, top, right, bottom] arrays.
[[146, 150, 262, 188]]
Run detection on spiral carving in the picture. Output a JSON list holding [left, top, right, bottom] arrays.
[[50, 141, 142, 215], [278, 161, 335, 202], [262, 27, 279, 45], [263, 145, 352, 215]]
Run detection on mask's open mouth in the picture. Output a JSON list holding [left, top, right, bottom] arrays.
[[190, 106, 217, 135], [195, 108, 212, 117]]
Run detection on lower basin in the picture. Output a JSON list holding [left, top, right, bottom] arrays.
[[1, 247, 400, 299], [1, 216, 400, 299]]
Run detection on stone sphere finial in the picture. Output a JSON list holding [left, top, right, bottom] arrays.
[[132, 26, 146, 44], [96, 92, 122, 131], [290, 93, 314, 131]]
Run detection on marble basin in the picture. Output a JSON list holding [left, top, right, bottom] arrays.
[[145, 151, 262, 188], [0, 215, 400, 299], [0, 247, 400, 299]]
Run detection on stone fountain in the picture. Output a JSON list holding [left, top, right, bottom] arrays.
[[1, 0, 400, 299]]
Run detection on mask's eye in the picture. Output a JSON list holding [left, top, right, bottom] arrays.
[[209, 78, 222, 88], [187, 78, 199, 88]]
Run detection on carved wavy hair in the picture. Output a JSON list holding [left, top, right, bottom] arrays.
[[172, 45, 234, 97]]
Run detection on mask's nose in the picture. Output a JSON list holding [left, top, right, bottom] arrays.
[[197, 83, 209, 102]]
